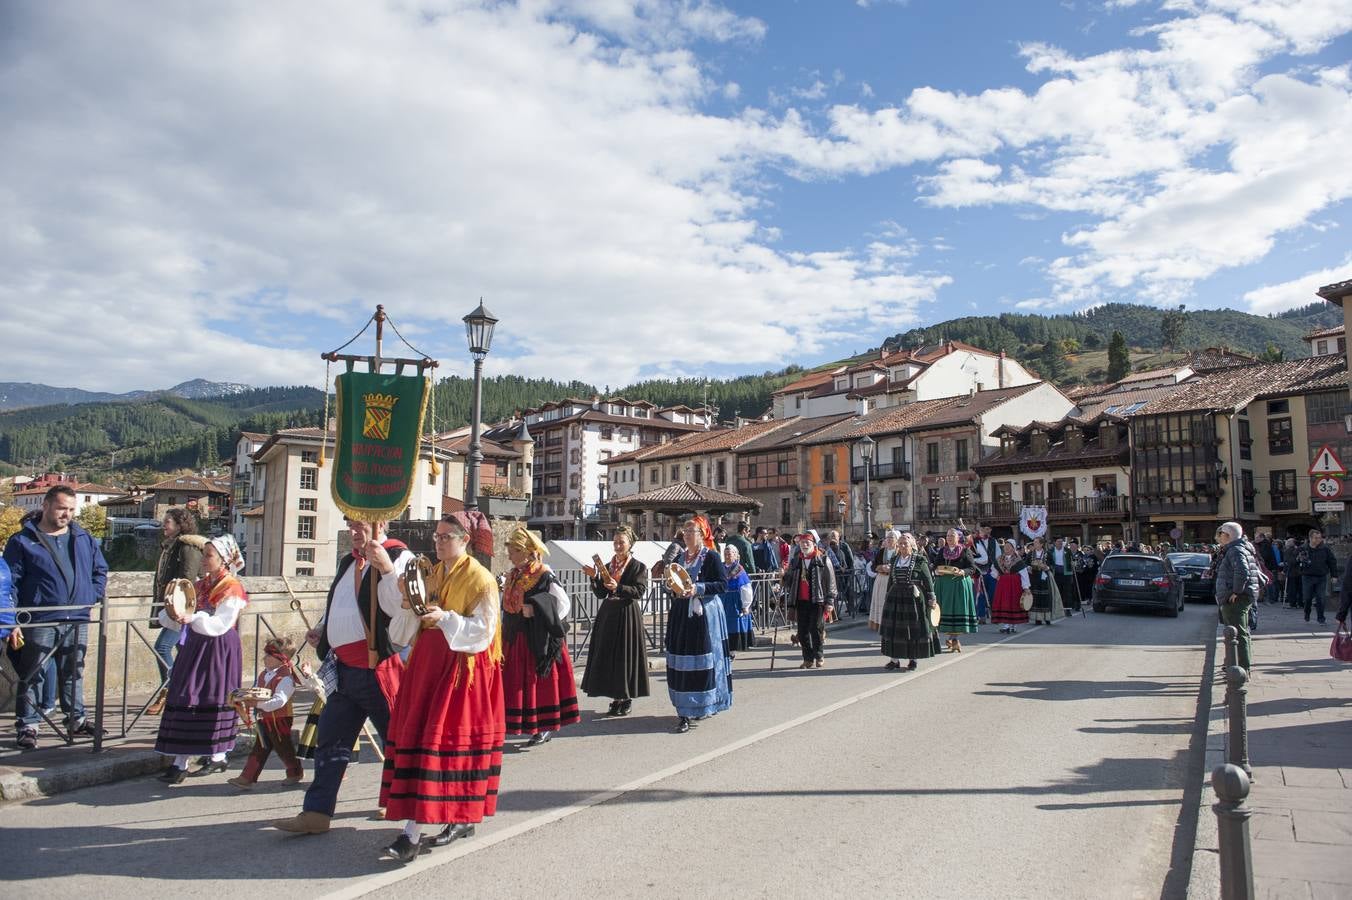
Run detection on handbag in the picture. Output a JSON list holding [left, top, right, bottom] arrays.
[[1331, 624, 1352, 663]]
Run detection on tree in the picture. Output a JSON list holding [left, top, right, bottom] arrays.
[[1107, 331, 1131, 381], [1160, 305, 1187, 350], [1260, 344, 1284, 363], [1082, 332, 1103, 350], [0, 505, 24, 546], [1037, 340, 1068, 383], [77, 503, 108, 539]]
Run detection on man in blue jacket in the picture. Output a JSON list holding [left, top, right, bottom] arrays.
[[4, 484, 108, 750]]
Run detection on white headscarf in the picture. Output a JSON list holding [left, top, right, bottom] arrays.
[[207, 534, 246, 575]]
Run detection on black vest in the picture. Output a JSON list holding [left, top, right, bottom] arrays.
[[317, 547, 405, 664]]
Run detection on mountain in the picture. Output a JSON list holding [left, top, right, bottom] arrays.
[[0, 379, 259, 412]]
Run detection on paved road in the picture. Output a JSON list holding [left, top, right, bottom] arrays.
[[2, 604, 1215, 899]]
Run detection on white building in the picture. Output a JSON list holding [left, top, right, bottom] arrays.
[[1304, 324, 1346, 359], [12, 478, 122, 518], [230, 431, 268, 553]]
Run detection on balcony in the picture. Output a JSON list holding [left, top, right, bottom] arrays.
[[539, 460, 562, 474], [584, 504, 619, 523], [543, 435, 564, 449], [914, 496, 1134, 524], [850, 461, 911, 482]]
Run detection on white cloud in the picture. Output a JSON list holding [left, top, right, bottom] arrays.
[[0, 0, 943, 392], [1241, 254, 1352, 314]]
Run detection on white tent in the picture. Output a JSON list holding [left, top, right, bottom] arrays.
[[545, 540, 673, 572]]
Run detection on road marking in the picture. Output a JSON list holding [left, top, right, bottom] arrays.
[[317, 624, 1044, 899]]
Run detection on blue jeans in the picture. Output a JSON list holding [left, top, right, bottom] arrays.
[[6, 646, 56, 710], [1301, 575, 1328, 621], [302, 662, 390, 817], [152, 626, 179, 681], [15, 622, 88, 729]]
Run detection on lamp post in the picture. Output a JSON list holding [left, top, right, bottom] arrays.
[[858, 435, 876, 542], [837, 498, 846, 538], [463, 300, 498, 512]]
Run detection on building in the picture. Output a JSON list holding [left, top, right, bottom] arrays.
[[144, 474, 233, 532], [523, 396, 711, 539], [603, 418, 787, 538], [771, 342, 1039, 419], [731, 414, 854, 532], [248, 426, 459, 578], [433, 419, 534, 505], [973, 414, 1132, 542], [1305, 324, 1346, 359], [230, 431, 269, 553], [1130, 356, 1349, 544], [905, 383, 1074, 535], [14, 476, 122, 517], [1316, 278, 1352, 378]]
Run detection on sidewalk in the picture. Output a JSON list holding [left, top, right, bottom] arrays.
[[1207, 603, 1352, 898]]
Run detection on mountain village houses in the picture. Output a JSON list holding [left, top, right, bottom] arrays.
[[16, 281, 1351, 580]]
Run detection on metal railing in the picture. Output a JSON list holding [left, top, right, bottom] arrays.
[[851, 461, 910, 482]]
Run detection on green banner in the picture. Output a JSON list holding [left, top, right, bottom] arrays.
[[331, 371, 431, 521]]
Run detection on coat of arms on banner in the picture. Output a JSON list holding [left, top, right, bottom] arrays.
[[362, 392, 398, 441], [1019, 505, 1048, 539]]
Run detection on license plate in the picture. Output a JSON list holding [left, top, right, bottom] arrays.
[[1119, 579, 1146, 587], [1180, 573, 1195, 580]]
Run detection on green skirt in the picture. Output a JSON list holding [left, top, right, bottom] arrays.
[[935, 573, 979, 633]]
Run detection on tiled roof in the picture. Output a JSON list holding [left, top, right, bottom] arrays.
[[240, 505, 264, 518], [148, 475, 232, 494], [1304, 324, 1345, 341], [973, 437, 1128, 474], [611, 480, 761, 512], [731, 414, 855, 452], [1073, 385, 1181, 418], [906, 383, 1044, 430], [772, 369, 841, 395], [238, 431, 270, 442], [1063, 384, 1102, 400], [434, 434, 521, 459], [1139, 356, 1348, 415], [1316, 278, 1352, 304], [1111, 365, 1190, 386], [801, 397, 961, 445]]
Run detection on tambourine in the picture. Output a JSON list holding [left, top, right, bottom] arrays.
[[229, 687, 273, 704], [402, 554, 436, 616], [665, 564, 694, 597], [928, 603, 941, 628], [934, 565, 963, 578], [1020, 590, 1034, 611], [164, 578, 197, 622]]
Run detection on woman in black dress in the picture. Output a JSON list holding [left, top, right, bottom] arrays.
[[581, 526, 651, 716], [879, 533, 938, 671]]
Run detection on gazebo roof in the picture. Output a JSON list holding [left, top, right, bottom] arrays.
[[611, 480, 762, 516]]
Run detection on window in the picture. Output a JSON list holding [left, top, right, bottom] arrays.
[[299, 497, 317, 511], [957, 487, 971, 516], [1022, 481, 1044, 504], [1241, 469, 1255, 514], [926, 442, 940, 475], [299, 467, 318, 490], [955, 439, 969, 472], [693, 463, 703, 484], [1269, 470, 1297, 510], [295, 567, 314, 577], [1317, 340, 1328, 355], [649, 468, 659, 485], [600, 426, 614, 440], [777, 459, 790, 476], [296, 547, 315, 562], [891, 490, 905, 508], [495, 461, 509, 477], [891, 445, 904, 468], [992, 482, 1012, 511], [716, 460, 726, 487], [822, 454, 835, 483], [780, 497, 792, 526], [1267, 399, 1289, 415], [297, 516, 315, 540], [1268, 417, 1293, 455], [670, 464, 679, 481], [1238, 418, 1252, 461], [428, 468, 438, 485], [426, 506, 436, 520], [1307, 391, 1346, 425], [927, 489, 941, 517], [747, 462, 758, 479], [301, 450, 319, 463]]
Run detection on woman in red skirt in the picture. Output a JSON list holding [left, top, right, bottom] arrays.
[[378, 512, 504, 864], [990, 540, 1032, 633], [501, 528, 579, 746]]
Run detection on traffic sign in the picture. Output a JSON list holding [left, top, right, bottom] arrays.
[[1308, 444, 1346, 476], [1314, 500, 1346, 512], [1314, 477, 1344, 499]]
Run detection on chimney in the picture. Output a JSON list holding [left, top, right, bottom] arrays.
[[998, 351, 1007, 388], [1065, 426, 1083, 452], [1031, 428, 1049, 455], [591, 394, 601, 410]]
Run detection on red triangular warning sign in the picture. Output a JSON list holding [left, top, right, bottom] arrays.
[[1308, 444, 1346, 476]]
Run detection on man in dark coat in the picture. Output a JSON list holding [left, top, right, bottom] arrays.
[[1296, 529, 1339, 624], [724, 520, 757, 575]]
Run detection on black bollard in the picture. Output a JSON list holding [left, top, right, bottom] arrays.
[[1222, 624, 1237, 672], [1225, 663, 1252, 778], [1211, 763, 1255, 900]]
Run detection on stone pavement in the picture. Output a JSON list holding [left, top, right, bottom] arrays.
[[1209, 603, 1352, 899]]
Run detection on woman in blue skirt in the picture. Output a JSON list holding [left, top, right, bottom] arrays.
[[664, 515, 730, 734], [719, 545, 755, 654]]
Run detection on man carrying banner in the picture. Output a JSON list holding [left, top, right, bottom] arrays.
[[272, 519, 413, 834]]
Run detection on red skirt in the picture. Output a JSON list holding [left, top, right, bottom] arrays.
[[502, 631, 580, 735], [380, 631, 505, 825], [991, 572, 1029, 624]]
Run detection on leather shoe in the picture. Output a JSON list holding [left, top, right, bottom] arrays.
[[617, 699, 632, 716], [379, 834, 421, 864], [675, 717, 690, 734], [158, 766, 187, 785], [424, 823, 475, 848], [191, 760, 228, 777], [525, 731, 553, 747], [272, 811, 331, 834]]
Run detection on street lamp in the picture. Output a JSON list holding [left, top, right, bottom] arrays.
[[837, 498, 846, 537], [858, 435, 876, 542], [463, 299, 498, 512]]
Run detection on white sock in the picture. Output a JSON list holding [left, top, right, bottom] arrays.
[[210, 752, 227, 763], [173, 754, 190, 769], [403, 820, 423, 840]]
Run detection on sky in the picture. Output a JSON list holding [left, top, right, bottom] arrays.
[[3, 0, 1351, 394]]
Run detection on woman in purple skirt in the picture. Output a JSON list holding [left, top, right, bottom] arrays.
[[154, 534, 247, 785]]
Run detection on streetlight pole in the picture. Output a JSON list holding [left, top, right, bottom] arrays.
[[462, 300, 499, 513], [859, 435, 876, 542], [837, 498, 846, 539]]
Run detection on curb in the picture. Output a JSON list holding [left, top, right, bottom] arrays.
[[0, 732, 259, 804], [1185, 620, 1223, 899]]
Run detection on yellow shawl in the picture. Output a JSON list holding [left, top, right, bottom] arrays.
[[423, 552, 503, 685]]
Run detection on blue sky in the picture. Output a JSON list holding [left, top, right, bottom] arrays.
[[2, 0, 1350, 392]]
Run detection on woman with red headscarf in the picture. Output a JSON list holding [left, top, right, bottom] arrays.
[[663, 515, 731, 734]]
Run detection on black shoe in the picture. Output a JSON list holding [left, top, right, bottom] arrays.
[[606, 701, 621, 716], [158, 766, 187, 785], [15, 728, 37, 750], [191, 760, 228, 777], [424, 823, 475, 848], [525, 731, 553, 747], [906, 660, 918, 671], [379, 835, 422, 864], [884, 661, 900, 670], [69, 717, 107, 738], [617, 700, 632, 716], [1318, 618, 1327, 625], [675, 717, 690, 734]]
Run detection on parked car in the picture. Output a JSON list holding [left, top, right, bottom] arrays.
[[1166, 552, 1216, 602], [1092, 553, 1184, 617]]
